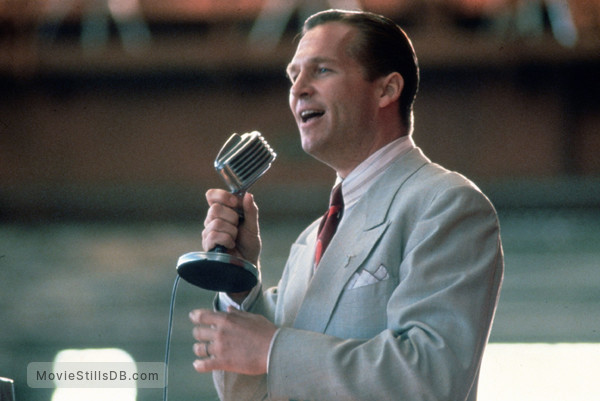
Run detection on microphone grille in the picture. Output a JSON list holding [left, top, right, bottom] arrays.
[[214, 131, 276, 193]]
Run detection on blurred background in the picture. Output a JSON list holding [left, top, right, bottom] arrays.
[[1, 0, 599, 400]]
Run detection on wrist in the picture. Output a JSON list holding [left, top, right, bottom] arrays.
[[227, 290, 251, 305]]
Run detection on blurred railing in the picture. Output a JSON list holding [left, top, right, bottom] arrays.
[[2, 0, 599, 76]]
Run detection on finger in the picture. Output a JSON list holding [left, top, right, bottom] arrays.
[[193, 358, 219, 373], [206, 189, 239, 209], [202, 218, 237, 250], [240, 193, 258, 231], [189, 309, 225, 326], [192, 325, 215, 342], [204, 202, 240, 228], [202, 198, 243, 251], [193, 342, 213, 359]]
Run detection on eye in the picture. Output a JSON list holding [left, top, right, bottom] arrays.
[[317, 67, 330, 74]]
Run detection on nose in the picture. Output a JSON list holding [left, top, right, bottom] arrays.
[[289, 71, 313, 100]]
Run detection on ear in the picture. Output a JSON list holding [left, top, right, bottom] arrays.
[[378, 72, 403, 109]]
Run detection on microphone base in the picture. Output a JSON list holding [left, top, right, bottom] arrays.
[[176, 252, 258, 292]]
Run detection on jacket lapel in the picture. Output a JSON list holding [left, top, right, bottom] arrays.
[[292, 147, 430, 333]]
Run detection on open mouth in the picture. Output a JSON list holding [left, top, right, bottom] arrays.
[[300, 109, 325, 123]]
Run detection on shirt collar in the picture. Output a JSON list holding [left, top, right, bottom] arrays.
[[335, 135, 415, 211]]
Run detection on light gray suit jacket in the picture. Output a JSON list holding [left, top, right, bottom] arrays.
[[214, 147, 504, 401]]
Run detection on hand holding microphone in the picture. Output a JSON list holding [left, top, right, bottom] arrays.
[[203, 188, 261, 267], [177, 131, 276, 293]]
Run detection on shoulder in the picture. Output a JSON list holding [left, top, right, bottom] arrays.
[[395, 148, 491, 201], [381, 148, 498, 222], [413, 162, 494, 210]]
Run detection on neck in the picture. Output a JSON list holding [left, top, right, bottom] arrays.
[[333, 130, 408, 178]]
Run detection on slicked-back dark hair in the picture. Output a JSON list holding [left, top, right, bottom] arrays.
[[303, 9, 420, 131]]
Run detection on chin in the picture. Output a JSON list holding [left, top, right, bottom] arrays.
[[299, 134, 312, 151], [300, 142, 315, 157], [302, 144, 329, 167]]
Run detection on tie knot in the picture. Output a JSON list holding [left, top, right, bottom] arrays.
[[330, 183, 344, 209]]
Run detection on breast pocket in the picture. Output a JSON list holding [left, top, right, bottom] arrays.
[[325, 275, 396, 339], [346, 264, 390, 290]]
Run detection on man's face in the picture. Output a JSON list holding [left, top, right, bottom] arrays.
[[286, 22, 383, 174]]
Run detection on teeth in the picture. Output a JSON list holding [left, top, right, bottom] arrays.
[[300, 109, 324, 122]]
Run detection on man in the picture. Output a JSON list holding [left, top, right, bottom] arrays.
[[190, 9, 503, 401]]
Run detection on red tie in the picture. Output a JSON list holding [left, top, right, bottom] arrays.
[[314, 184, 344, 267]]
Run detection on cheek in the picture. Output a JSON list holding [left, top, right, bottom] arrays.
[[288, 88, 300, 112]]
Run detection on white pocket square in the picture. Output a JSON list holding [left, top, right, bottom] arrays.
[[346, 264, 389, 290]]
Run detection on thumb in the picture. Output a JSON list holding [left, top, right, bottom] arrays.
[[236, 192, 261, 266], [241, 193, 259, 233]]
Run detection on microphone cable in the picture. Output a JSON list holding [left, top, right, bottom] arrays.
[[163, 275, 180, 401]]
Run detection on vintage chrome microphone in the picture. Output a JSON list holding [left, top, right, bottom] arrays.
[[176, 131, 276, 292]]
